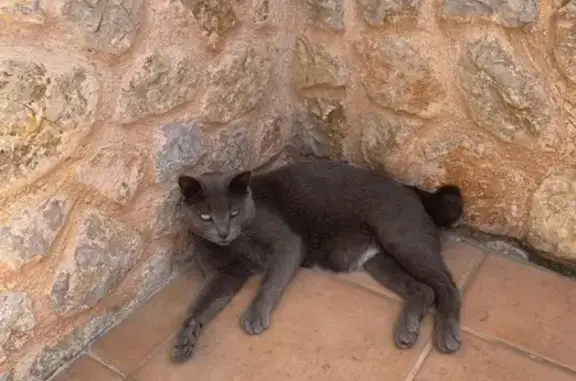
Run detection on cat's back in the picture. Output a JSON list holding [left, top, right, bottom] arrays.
[[250, 159, 422, 223], [253, 159, 403, 197]]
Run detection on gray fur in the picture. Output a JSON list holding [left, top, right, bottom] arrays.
[[172, 159, 463, 362]]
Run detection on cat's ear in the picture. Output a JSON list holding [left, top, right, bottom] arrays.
[[178, 175, 203, 200], [228, 171, 251, 194]]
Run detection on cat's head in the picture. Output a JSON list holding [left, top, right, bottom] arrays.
[[177, 170, 255, 246]]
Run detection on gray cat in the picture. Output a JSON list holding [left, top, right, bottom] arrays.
[[172, 159, 463, 362]]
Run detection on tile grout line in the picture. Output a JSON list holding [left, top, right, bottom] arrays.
[[128, 333, 178, 377], [459, 251, 489, 295], [461, 327, 576, 376], [460, 251, 576, 376], [86, 352, 128, 378], [448, 233, 576, 283], [48, 270, 193, 381], [403, 339, 433, 381], [330, 272, 402, 303], [401, 248, 487, 381]]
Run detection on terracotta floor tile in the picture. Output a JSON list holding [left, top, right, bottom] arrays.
[[91, 269, 204, 375], [340, 240, 486, 300], [414, 334, 576, 381], [52, 355, 123, 381], [133, 270, 433, 381], [463, 255, 576, 371]]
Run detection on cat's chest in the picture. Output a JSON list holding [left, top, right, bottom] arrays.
[[227, 234, 271, 263]]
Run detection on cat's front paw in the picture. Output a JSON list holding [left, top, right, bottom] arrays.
[[241, 303, 271, 335], [172, 318, 201, 363]]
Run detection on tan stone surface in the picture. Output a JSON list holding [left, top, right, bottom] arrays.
[[527, 169, 576, 261], [52, 355, 123, 381], [457, 36, 553, 145], [303, 97, 347, 158], [132, 270, 434, 381], [441, 0, 539, 27], [0, 54, 100, 188], [554, 0, 576, 84], [180, 0, 238, 49], [50, 210, 145, 315], [117, 49, 200, 123], [76, 141, 145, 205], [56, 248, 576, 381], [2, 0, 576, 376], [414, 334, 576, 381], [304, 0, 344, 31], [91, 271, 203, 375], [199, 42, 271, 123], [293, 36, 347, 89], [354, 36, 444, 118], [360, 0, 422, 26], [358, 110, 424, 176], [463, 255, 576, 371], [414, 126, 544, 238]]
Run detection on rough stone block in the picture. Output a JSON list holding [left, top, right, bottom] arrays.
[[553, 0, 576, 84], [62, 0, 144, 55], [355, 36, 444, 118], [134, 242, 175, 302], [0, 292, 35, 364], [200, 44, 271, 123], [527, 169, 576, 261], [207, 121, 257, 172], [77, 142, 145, 205], [255, 116, 292, 166], [417, 128, 536, 238], [304, 98, 346, 158], [152, 121, 204, 183], [359, 111, 423, 174], [289, 114, 327, 158], [442, 0, 538, 27], [13, 316, 113, 381], [50, 211, 144, 315], [458, 37, 552, 143], [0, 192, 72, 270], [304, 0, 344, 30], [360, 0, 421, 26], [0, 0, 46, 23], [0, 56, 99, 188], [180, 0, 238, 49], [118, 50, 200, 123], [154, 186, 186, 237], [293, 36, 347, 89]]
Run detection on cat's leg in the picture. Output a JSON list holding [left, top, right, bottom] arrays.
[[172, 272, 249, 362], [241, 234, 304, 335], [363, 252, 435, 349], [316, 230, 434, 348], [371, 221, 461, 353]]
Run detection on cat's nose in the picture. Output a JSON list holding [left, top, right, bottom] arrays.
[[216, 229, 229, 240]]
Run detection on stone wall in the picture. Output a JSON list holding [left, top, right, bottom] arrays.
[[0, 0, 575, 379], [289, 0, 576, 264]]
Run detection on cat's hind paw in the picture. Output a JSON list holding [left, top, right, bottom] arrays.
[[394, 315, 421, 349], [434, 316, 462, 354]]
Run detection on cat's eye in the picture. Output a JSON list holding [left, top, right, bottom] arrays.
[[230, 210, 239, 218], [199, 213, 212, 221]]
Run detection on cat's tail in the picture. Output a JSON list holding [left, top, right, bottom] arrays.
[[409, 185, 463, 228]]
